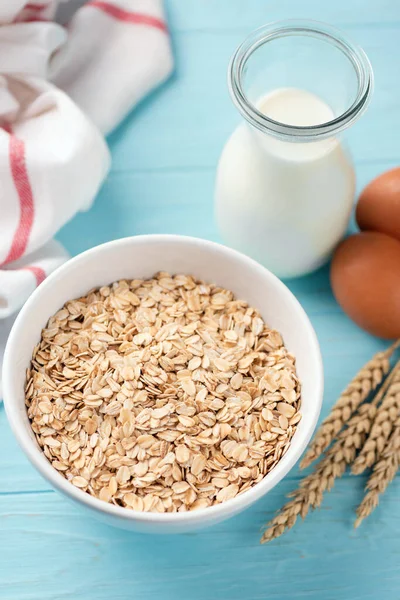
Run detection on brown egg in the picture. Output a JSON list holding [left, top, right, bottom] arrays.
[[356, 167, 400, 241], [331, 231, 400, 339]]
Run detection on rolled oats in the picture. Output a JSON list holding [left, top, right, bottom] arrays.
[[26, 273, 301, 513]]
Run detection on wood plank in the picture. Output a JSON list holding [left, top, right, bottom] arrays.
[[1, 480, 400, 600], [166, 0, 400, 30]]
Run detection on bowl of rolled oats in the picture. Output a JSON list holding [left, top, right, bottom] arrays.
[[3, 235, 323, 533]]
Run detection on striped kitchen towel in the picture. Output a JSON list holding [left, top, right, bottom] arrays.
[[0, 0, 173, 394]]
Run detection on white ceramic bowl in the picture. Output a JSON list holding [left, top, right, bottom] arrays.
[[3, 235, 323, 533]]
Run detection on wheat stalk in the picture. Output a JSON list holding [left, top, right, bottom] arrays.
[[300, 342, 399, 469], [352, 362, 400, 475], [260, 452, 343, 543], [354, 419, 400, 528], [261, 399, 380, 543]]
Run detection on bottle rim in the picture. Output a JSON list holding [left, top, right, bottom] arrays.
[[228, 19, 374, 142]]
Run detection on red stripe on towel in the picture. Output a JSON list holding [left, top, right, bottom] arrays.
[[25, 3, 49, 10], [87, 1, 168, 32], [1, 129, 35, 266], [22, 265, 46, 286]]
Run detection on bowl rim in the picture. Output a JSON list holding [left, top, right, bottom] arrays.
[[3, 234, 323, 524]]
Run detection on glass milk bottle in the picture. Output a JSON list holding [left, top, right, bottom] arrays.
[[215, 21, 373, 278]]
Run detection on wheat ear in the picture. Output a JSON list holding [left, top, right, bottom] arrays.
[[354, 419, 400, 528], [300, 342, 399, 469], [352, 362, 400, 475]]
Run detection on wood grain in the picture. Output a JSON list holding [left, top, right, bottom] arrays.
[[2, 1, 400, 598]]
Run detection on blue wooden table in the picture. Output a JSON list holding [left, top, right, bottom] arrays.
[[2, 2, 400, 598]]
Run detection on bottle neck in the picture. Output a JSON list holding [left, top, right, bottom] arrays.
[[229, 20, 374, 143]]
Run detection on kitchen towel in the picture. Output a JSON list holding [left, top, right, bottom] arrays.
[[0, 0, 173, 395]]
